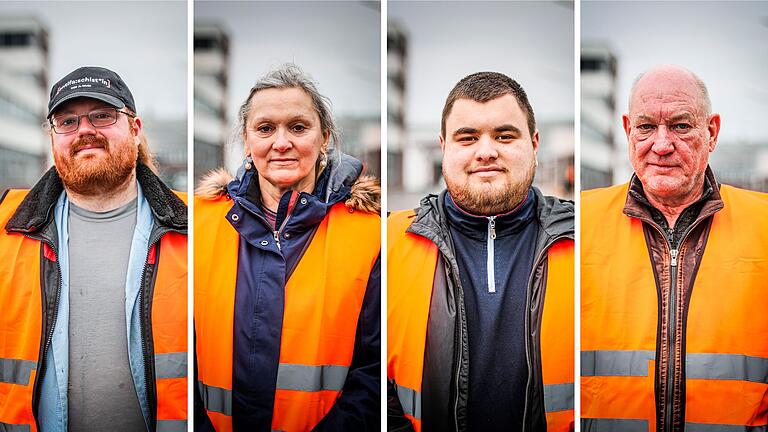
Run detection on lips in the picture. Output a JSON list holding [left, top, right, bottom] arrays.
[[470, 165, 505, 174]]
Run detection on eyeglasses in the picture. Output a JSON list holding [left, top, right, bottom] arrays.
[[49, 107, 135, 134]]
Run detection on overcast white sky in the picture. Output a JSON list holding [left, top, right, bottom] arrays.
[[0, 1, 187, 119], [195, 1, 380, 123], [389, 1, 574, 127], [582, 1, 768, 145]]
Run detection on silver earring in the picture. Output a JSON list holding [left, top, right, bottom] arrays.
[[244, 155, 253, 171]]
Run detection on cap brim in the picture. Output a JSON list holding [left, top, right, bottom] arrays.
[[47, 92, 126, 118]]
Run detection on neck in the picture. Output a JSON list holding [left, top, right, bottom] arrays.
[[65, 171, 138, 212], [645, 181, 704, 229], [258, 174, 315, 212]]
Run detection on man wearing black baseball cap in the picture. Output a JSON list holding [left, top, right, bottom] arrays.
[[0, 66, 187, 431]]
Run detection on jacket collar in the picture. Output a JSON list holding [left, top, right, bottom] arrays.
[[443, 189, 537, 241], [6, 162, 187, 234], [409, 186, 574, 253]]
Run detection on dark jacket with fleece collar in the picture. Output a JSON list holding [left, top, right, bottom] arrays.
[[194, 152, 381, 432]]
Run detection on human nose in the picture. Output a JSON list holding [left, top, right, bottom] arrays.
[[76, 114, 97, 136], [272, 127, 292, 151], [651, 125, 674, 155], [475, 135, 498, 161]]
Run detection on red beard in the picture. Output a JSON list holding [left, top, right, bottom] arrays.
[[54, 135, 138, 196]]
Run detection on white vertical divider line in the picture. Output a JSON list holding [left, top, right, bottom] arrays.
[[380, 0, 388, 428], [187, 0, 195, 429], [573, 0, 582, 429]]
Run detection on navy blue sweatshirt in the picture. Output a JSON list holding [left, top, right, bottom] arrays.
[[445, 189, 538, 431]]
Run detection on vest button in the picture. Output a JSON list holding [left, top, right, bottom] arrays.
[[300, 197, 308, 205], [284, 233, 291, 239], [231, 214, 239, 222], [260, 240, 268, 246]]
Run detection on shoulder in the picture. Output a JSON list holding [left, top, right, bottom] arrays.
[[195, 168, 231, 201], [581, 183, 629, 205], [719, 184, 768, 216]]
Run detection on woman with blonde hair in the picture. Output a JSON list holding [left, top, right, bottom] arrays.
[[194, 64, 380, 431]]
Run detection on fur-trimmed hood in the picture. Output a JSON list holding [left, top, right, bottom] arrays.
[[196, 152, 380, 213]]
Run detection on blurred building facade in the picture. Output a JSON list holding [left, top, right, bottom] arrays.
[[337, 115, 380, 177], [710, 141, 768, 192], [143, 116, 187, 191], [0, 17, 49, 190], [581, 43, 618, 190], [387, 22, 407, 191], [194, 23, 230, 184]]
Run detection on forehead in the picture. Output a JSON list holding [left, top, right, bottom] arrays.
[[446, 94, 529, 134], [629, 73, 703, 117], [52, 97, 113, 116], [247, 87, 318, 120]]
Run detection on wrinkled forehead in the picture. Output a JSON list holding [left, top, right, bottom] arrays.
[[629, 72, 706, 116]]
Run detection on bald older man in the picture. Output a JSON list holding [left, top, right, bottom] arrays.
[[581, 65, 768, 432]]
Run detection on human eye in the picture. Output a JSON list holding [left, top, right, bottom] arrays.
[[290, 123, 307, 133], [671, 123, 692, 132], [256, 124, 274, 134], [456, 135, 477, 144], [92, 110, 115, 121], [636, 123, 655, 131], [497, 134, 515, 142], [57, 116, 77, 127]]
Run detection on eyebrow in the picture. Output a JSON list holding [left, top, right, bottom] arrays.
[[494, 124, 522, 135], [634, 113, 695, 123], [452, 127, 479, 137], [250, 114, 314, 124], [668, 113, 695, 123]]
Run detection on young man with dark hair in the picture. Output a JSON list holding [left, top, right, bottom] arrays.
[[388, 71, 574, 431]]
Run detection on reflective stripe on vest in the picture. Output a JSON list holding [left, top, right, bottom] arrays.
[[581, 183, 768, 430], [582, 419, 768, 432], [152, 192, 188, 426], [387, 209, 574, 431], [0, 189, 188, 430], [0, 190, 47, 431], [583, 350, 768, 383], [194, 196, 380, 432]]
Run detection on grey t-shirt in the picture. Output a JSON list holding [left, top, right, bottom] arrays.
[[67, 198, 146, 432]]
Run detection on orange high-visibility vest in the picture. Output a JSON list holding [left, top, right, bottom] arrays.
[[387, 209, 574, 431], [0, 189, 187, 432], [194, 195, 380, 432], [581, 183, 768, 431]]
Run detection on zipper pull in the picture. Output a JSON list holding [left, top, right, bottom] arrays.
[[274, 230, 281, 250], [489, 216, 496, 240], [670, 249, 678, 267]]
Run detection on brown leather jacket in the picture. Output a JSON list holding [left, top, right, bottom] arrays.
[[621, 166, 724, 431]]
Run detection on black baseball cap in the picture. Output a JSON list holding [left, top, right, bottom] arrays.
[[47, 66, 136, 118]]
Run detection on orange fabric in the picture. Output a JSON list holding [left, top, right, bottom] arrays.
[[386, 210, 435, 432], [581, 183, 768, 427], [0, 189, 187, 430], [194, 195, 239, 432], [0, 190, 43, 431], [387, 209, 574, 431], [541, 239, 575, 431], [153, 230, 189, 422], [194, 196, 380, 432]]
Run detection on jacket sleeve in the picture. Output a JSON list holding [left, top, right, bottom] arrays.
[[313, 254, 381, 431], [387, 379, 416, 431]]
